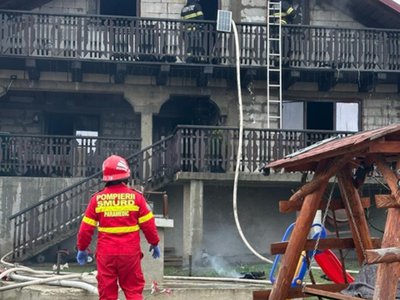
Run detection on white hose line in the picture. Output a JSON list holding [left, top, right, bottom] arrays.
[[0, 273, 81, 292], [9, 273, 99, 295], [0, 251, 15, 267], [0, 267, 56, 280], [231, 19, 274, 264], [165, 275, 272, 285]]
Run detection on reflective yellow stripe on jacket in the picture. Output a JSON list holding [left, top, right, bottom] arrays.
[[82, 216, 97, 227], [183, 11, 203, 20], [139, 212, 154, 224], [98, 225, 140, 233], [95, 205, 139, 213]]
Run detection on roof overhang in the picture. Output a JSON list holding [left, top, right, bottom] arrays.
[[267, 124, 400, 172]]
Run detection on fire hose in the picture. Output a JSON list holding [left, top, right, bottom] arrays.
[[0, 251, 98, 295]]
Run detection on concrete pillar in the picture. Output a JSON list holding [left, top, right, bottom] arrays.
[[182, 180, 204, 268], [141, 111, 153, 148]]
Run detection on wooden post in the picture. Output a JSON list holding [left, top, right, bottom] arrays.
[[269, 160, 330, 300], [337, 165, 373, 265], [372, 157, 400, 300]]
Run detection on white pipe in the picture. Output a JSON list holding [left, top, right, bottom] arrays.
[[1, 251, 15, 267], [0, 267, 55, 280], [231, 19, 274, 264], [165, 275, 272, 285], [9, 273, 99, 295], [0, 273, 81, 292], [1, 252, 98, 294]]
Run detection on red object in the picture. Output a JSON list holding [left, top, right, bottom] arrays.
[[97, 253, 144, 300], [102, 155, 131, 182], [77, 183, 160, 299], [314, 249, 354, 284]]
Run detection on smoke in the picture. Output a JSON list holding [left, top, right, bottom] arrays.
[[207, 255, 241, 278]]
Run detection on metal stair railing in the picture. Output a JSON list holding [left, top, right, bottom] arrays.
[[8, 134, 176, 262]]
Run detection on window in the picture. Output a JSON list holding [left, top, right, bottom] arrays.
[[282, 100, 359, 131], [335, 102, 359, 132]]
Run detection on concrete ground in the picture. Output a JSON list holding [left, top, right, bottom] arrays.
[[1, 276, 270, 300]]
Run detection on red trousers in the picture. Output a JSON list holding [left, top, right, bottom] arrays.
[[96, 253, 145, 300]]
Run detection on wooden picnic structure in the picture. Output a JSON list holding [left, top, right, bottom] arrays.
[[253, 123, 400, 300]]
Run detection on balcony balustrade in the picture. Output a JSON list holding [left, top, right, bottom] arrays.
[[0, 10, 399, 71], [0, 133, 141, 177], [0, 127, 351, 179]]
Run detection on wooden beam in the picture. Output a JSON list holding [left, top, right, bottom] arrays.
[[279, 197, 370, 213], [366, 247, 400, 264], [303, 287, 363, 300], [269, 160, 330, 300], [375, 194, 400, 208], [338, 165, 373, 265], [371, 156, 400, 299], [369, 141, 400, 154], [253, 284, 349, 300], [373, 155, 400, 205], [288, 155, 353, 203], [271, 237, 381, 255]]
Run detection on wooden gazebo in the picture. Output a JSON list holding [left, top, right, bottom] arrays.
[[254, 123, 400, 300]]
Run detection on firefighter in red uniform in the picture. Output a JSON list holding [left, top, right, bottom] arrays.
[[76, 155, 160, 300]]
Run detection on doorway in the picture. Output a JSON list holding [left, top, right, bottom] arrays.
[[153, 96, 221, 141], [45, 113, 100, 136], [199, 0, 219, 20], [100, 0, 137, 16]]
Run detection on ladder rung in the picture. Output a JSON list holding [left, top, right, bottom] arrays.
[[268, 2, 282, 125]]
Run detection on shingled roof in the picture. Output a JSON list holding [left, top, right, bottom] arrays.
[[267, 123, 400, 172]]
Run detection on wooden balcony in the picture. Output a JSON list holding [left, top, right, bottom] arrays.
[[0, 127, 351, 179], [0, 133, 141, 177], [7, 126, 353, 261], [0, 10, 399, 78]]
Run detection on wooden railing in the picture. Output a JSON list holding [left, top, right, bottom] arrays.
[[0, 10, 266, 66], [0, 133, 141, 177], [173, 126, 352, 173], [283, 25, 400, 71], [1, 10, 400, 71], [9, 135, 173, 261], [8, 127, 352, 261]]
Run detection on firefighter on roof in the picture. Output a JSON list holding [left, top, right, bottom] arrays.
[[76, 155, 160, 300]]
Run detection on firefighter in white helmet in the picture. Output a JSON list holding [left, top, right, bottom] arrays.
[[76, 155, 160, 300]]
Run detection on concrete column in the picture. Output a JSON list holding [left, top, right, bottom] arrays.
[[182, 180, 204, 268], [141, 111, 153, 148]]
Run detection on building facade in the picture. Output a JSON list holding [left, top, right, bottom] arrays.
[[0, 0, 398, 271]]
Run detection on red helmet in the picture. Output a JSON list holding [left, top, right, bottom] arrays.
[[102, 155, 131, 182]]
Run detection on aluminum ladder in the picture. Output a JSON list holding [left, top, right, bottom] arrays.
[[267, 1, 283, 129]]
